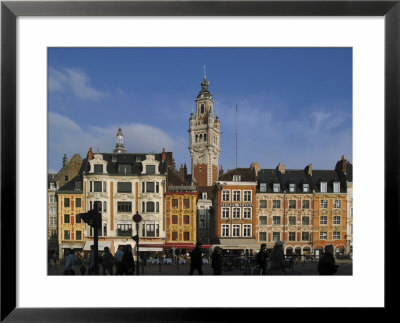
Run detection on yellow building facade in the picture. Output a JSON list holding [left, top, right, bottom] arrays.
[[57, 192, 86, 258], [165, 191, 198, 246]]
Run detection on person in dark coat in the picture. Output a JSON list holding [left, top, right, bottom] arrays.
[[101, 247, 114, 275], [121, 245, 135, 275], [318, 245, 339, 275], [189, 242, 203, 275], [256, 243, 269, 275], [269, 241, 286, 275], [211, 246, 223, 275]]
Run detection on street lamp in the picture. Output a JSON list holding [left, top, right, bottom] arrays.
[[132, 211, 142, 275], [77, 207, 102, 275]]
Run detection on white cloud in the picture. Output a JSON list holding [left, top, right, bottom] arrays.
[[48, 112, 178, 172], [49, 67, 106, 101]]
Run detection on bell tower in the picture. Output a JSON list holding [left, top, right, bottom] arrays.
[[189, 73, 221, 187]]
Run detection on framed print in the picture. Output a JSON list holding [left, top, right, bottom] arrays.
[[1, 0, 399, 321]]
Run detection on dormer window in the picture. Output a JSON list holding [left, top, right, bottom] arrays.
[[136, 156, 141, 162], [303, 184, 309, 193], [94, 164, 103, 173], [320, 182, 327, 193], [146, 165, 156, 174], [273, 183, 280, 192], [202, 192, 207, 200], [260, 183, 267, 192], [289, 184, 296, 192], [74, 181, 82, 191], [118, 164, 131, 175], [333, 182, 340, 193], [233, 175, 241, 182]]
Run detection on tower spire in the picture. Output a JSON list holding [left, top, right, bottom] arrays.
[[203, 65, 207, 80], [113, 127, 127, 153]]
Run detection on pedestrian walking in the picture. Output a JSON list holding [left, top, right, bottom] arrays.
[[189, 242, 203, 275], [115, 245, 125, 275], [121, 245, 135, 275], [102, 247, 114, 275], [211, 246, 223, 275], [269, 241, 285, 275], [87, 245, 100, 275], [63, 248, 75, 275], [318, 244, 339, 275], [256, 243, 269, 275]]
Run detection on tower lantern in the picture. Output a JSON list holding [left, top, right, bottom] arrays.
[[113, 127, 127, 153]]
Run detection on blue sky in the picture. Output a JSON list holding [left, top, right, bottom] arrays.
[[48, 47, 352, 174]]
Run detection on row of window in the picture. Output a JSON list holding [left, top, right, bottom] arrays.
[[258, 231, 311, 242], [194, 133, 207, 142], [62, 197, 82, 208], [93, 163, 157, 175], [170, 231, 191, 241], [258, 215, 341, 226], [171, 214, 192, 225], [258, 199, 341, 209], [63, 230, 83, 241], [222, 190, 252, 202], [114, 222, 160, 238], [171, 198, 192, 209], [257, 231, 342, 242], [221, 207, 252, 219], [221, 224, 252, 237], [87, 181, 161, 194], [63, 214, 82, 224], [86, 200, 161, 213], [259, 182, 340, 193]]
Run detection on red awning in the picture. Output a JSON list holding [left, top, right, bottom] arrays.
[[138, 243, 212, 249]]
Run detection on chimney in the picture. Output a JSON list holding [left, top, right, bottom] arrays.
[[250, 162, 260, 177], [341, 155, 347, 174], [63, 154, 68, 167], [219, 165, 224, 178], [162, 148, 166, 162], [179, 164, 185, 180], [87, 147, 93, 160], [276, 163, 285, 174], [305, 164, 312, 176]]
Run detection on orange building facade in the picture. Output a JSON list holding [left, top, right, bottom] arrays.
[[256, 192, 314, 255], [313, 193, 347, 257]]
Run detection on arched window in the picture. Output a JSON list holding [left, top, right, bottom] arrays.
[[204, 134, 207, 141], [201, 104, 205, 114], [195, 135, 198, 142], [199, 134, 203, 141]]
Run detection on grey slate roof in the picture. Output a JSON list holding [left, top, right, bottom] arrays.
[[84, 152, 170, 176], [219, 168, 257, 182], [257, 167, 350, 194]]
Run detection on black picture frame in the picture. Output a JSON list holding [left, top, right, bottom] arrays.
[[1, 0, 398, 321]]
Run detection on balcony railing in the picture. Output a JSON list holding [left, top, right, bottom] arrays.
[[117, 229, 132, 237]]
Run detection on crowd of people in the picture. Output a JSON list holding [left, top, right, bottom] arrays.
[[63, 245, 135, 275], [62, 242, 340, 276]]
